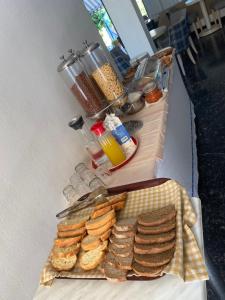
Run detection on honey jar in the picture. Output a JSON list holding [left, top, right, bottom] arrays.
[[144, 81, 163, 104]]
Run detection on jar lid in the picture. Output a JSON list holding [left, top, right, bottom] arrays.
[[91, 121, 106, 136], [57, 54, 79, 73], [68, 116, 84, 130], [82, 42, 100, 56], [144, 81, 157, 93]]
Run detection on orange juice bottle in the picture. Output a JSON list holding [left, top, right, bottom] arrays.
[[91, 121, 126, 166]]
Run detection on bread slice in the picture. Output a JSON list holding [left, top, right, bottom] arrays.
[[81, 235, 101, 251], [51, 254, 77, 271], [108, 192, 127, 205], [54, 235, 83, 248], [137, 218, 176, 235], [114, 218, 137, 232], [138, 205, 176, 227], [134, 248, 175, 267], [111, 201, 125, 211], [109, 235, 134, 248], [57, 216, 89, 232], [91, 205, 112, 219], [88, 218, 116, 236], [103, 261, 127, 282], [52, 243, 80, 258], [132, 261, 164, 277], [116, 253, 133, 270], [112, 228, 135, 239], [100, 229, 112, 241], [109, 242, 132, 257], [94, 199, 111, 211], [104, 251, 117, 267], [86, 210, 115, 230], [134, 240, 175, 255], [57, 227, 86, 238], [79, 248, 105, 270], [135, 230, 176, 245], [96, 240, 108, 251]]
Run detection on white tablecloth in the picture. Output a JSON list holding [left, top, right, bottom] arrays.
[[33, 198, 207, 300]]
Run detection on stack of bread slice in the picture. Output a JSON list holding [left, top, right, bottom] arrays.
[[101, 218, 136, 282], [51, 215, 89, 271], [133, 205, 176, 277]]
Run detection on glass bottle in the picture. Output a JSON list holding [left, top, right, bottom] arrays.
[[91, 121, 126, 166], [69, 116, 108, 167]]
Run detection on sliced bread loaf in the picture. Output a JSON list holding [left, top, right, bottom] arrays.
[[109, 243, 132, 257], [134, 248, 175, 267], [114, 218, 137, 232], [112, 227, 135, 239], [86, 210, 115, 230], [57, 216, 89, 232], [132, 261, 164, 277], [57, 226, 86, 238], [103, 262, 127, 282], [137, 218, 176, 235], [88, 218, 116, 236], [54, 235, 83, 248], [109, 235, 134, 248], [51, 254, 77, 271], [135, 230, 176, 245], [138, 205, 176, 227], [81, 235, 101, 251], [134, 240, 175, 255]]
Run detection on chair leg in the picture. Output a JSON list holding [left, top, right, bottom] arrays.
[[189, 36, 198, 54], [177, 54, 186, 76], [187, 47, 196, 64], [197, 17, 203, 32], [211, 9, 218, 25], [217, 10, 223, 28], [192, 22, 199, 40]]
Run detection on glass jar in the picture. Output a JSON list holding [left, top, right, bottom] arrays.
[[144, 81, 163, 103], [91, 121, 126, 166], [81, 42, 126, 106], [57, 54, 107, 116]]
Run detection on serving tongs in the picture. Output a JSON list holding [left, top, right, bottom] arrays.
[[56, 186, 108, 219]]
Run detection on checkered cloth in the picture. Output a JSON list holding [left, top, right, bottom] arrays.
[[169, 16, 190, 54], [40, 180, 208, 286]]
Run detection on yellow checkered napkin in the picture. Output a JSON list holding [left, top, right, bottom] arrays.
[[40, 180, 208, 286]]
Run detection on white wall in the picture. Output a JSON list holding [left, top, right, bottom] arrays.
[[0, 1, 102, 299], [103, 0, 156, 59]]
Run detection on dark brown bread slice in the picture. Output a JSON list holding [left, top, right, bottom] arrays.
[[109, 242, 132, 257], [134, 248, 175, 267], [138, 205, 176, 227], [103, 262, 127, 282], [109, 235, 134, 248], [135, 230, 176, 245], [134, 240, 175, 255], [104, 251, 117, 267], [132, 262, 165, 277], [137, 218, 176, 235], [112, 227, 135, 238], [114, 218, 137, 232], [116, 254, 133, 270]]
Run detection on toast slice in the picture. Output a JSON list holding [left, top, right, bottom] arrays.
[[52, 243, 80, 258], [102, 261, 127, 282], [137, 218, 176, 235], [81, 235, 101, 251], [94, 199, 111, 211], [88, 218, 116, 236], [79, 248, 105, 271], [135, 230, 176, 244], [134, 248, 175, 267], [54, 235, 83, 248], [108, 192, 127, 205], [112, 228, 135, 239], [91, 205, 112, 219], [57, 226, 86, 238], [51, 254, 77, 271], [57, 216, 89, 232], [109, 235, 134, 248], [96, 240, 108, 251], [86, 210, 115, 230], [109, 243, 132, 257], [113, 218, 137, 232], [134, 240, 175, 255], [138, 205, 176, 227], [111, 201, 125, 211], [132, 261, 164, 277], [100, 229, 112, 241]]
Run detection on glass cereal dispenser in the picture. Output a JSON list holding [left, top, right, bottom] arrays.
[[81, 42, 127, 108], [57, 53, 107, 117]]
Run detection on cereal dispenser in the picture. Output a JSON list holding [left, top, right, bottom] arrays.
[[57, 54, 107, 117], [81, 42, 127, 108]]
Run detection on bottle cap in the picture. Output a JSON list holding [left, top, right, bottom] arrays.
[[90, 121, 106, 136]]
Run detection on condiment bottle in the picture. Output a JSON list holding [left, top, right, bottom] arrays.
[[144, 81, 163, 103], [81, 42, 126, 107], [91, 121, 126, 166], [69, 116, 108, 167], [57, 54, 107, 116]]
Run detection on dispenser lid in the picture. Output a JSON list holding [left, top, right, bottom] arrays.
[[57, 53, 79, 73], [90, 121, 106, 136], [68, 116, 84, 130], [82, 42, 100, 56]]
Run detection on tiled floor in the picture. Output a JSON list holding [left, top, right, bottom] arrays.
[[181, 29, 225, 299]]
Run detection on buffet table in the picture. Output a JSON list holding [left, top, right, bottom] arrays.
[[33, 57, 207, 299]]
